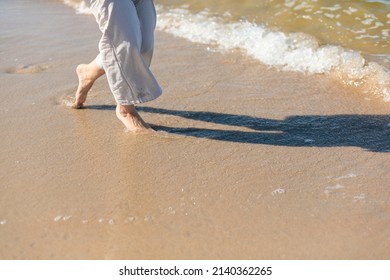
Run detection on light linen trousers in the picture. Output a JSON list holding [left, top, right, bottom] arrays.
[[88, 0, 162, 105]]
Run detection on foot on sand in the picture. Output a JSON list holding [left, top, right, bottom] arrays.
[[116, 104, 155, 133], [73, 61, 105, 109]]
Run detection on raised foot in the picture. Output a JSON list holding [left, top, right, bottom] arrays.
[[73, 61, 105, 109]]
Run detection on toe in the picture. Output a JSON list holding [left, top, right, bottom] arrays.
[[72, 102, 83, 109]]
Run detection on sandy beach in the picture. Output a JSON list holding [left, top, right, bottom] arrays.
[[0, 0, 389, 259]]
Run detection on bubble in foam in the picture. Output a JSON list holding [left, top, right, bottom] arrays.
[[54, 215, 72, 222], [326, 184, 345, 191], [336, 173, 357, 180], [271, 188, 286, 196], [0, 219, 7, 225], [62, 215, 72, 221], [54, 216, 62, 222]]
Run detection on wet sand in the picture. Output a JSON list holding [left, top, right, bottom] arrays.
[[0, 0, 389, 259]]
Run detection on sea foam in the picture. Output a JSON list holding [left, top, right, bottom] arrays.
[[63, 0, 91, 15], [156, 6, 390, 101]]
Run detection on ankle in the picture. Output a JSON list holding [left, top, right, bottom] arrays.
[[117, 104, 137, 117]]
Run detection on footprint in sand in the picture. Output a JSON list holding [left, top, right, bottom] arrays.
[[5, 64, 49, 74]]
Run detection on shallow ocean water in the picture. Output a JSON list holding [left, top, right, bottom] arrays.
[[157, 0, 390, 55]]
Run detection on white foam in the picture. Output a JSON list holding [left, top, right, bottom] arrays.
[[62, 215, 72, 221], [54, 216, 62, 222], [271, 188, 286, 195], [156, 6, 390, 101], [336, 173, 357, 180], [0, 219, 7, 225], [63, 0, 91, 15], [62, 96, 76, 107], [324, 184, 345, 197], [325, 184, 345, 190], [54, 215, 72, 222]]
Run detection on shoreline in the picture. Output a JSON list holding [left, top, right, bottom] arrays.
[[0, 0, 389, 260]]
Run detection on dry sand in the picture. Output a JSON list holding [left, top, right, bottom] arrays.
[[0, 0, 389, 259]]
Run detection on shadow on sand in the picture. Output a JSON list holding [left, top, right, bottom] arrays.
[[87, 105, 390, 153]]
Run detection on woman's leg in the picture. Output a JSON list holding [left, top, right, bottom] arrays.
[[73, 56, 105, 109], [90, 0, 162, 105], [84, 0, 162, 132], [135, 0, 157, 66]]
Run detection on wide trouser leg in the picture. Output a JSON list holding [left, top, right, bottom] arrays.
[[136, 0, 157, 66], [89, 0, 162, 105]]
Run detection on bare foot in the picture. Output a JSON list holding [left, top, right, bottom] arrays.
[[116, 104, 155, 133], [73, 60, 105, 109]]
